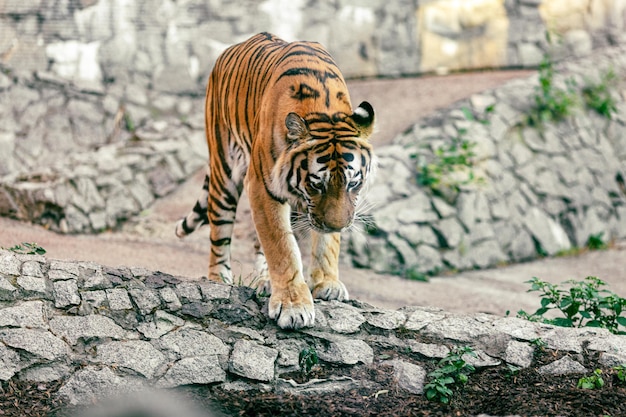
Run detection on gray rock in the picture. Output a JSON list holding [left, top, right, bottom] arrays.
[[49, 315, 127, 345], [229, 340, 278, 382], [0, 328, 70, 360], [321, 303, 365, 334], [538, 356, 587, 375], [175, 282, 203, 302], [48, 261, 80, 280], [198, 280, 232, 300], [364, 310, 407, 330], [57, 366, 144, 406], [106, 288, 134, 310], [523, 207, 571, 255], [96, 340, 166, 379], [18, 363, 72, 382], [159, 286, 182, 311], [0, 276, 17, 301], [157, 355, 227, 388], [16, 276, 49, 297], [137, 310, 185, 339], [159, 328, 229, 358], [128, 288, 162, 314], [317, 337, 374, 366], [0, 300, 47, 329], [505, 340, 534, 368], [388, 359, 427, 394], [0, 251, 21, 276], [52, 279, 81, 308], [0, 344, 20, 381]]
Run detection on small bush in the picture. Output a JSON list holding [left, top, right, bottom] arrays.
[[424, 346, 476, 404], [582, 69, 618, 119], [3, 242, 46, 255], [517, 276, 626, 335]]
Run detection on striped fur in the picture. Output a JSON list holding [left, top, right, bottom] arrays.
[[176, 33, 375, 329]]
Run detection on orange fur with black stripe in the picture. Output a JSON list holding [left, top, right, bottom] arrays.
[[176, 33, 375, 329]]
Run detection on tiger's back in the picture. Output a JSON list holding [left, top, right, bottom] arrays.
[[177, 32, 375, 330]]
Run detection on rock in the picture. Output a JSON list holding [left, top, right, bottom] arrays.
[[0, 344, 21, 381], [0, 328, 70, 360], [96, 340, 166, 379], [58, 366, 144, 406], [229, 340, 278, 382], [523, 207, 571, 255], [159, 328, 229, 358], [49, 315, 127, 345], [321, 303, 366, 334], [538, 356, 587, 375], [388, 359, 427, 394], [317, 337, 374, 366], [106, 288, 134, 310], [0, 300, 47, 329], [505, 340, 534, 368], [158, 355, 227, 388]]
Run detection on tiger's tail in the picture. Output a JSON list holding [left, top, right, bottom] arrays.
[[175, 168, 210, 238]]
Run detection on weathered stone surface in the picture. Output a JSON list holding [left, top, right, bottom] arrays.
[[0, 253, 625, 409], [96, 340, 166, 379], [52, 280, 81, 308], [49, 315, 127, 345], [229, 340, 278, 382], [317, 337, 374, 366], [158, 355, 226, 388], [0, 300, 47, 329], [0, 344, 20, 381], [538, 356, 587, 375], [0, 328, 70, 360], [58, 366, 144, 406], [389, 359, 427, 394], [505, 340, 534, 368], [159, 328, 229, 358]]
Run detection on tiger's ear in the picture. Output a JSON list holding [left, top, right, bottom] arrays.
[[351, 101, 375, 138], [285, 112, 310, 143]]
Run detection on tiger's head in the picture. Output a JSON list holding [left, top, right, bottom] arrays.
[[271, 101, 376, 233]]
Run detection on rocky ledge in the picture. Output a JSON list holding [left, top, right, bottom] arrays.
[[1, 249, 625, 414]]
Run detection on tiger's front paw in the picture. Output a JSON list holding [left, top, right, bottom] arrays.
[[312, 280, 349, 301], [268, 282, 315, 330]]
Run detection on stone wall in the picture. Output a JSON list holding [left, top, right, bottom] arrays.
[[345, 43, 626, 276], [1, 250, 625, 410]]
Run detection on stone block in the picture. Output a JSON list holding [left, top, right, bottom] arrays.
[[52, 280, 81, 308], [229, 340, 278, 382], [388, 359, 427, 394], [523, 207, 571, 255], [0, 328, 70, 361], [96, 340, 166, 379], [538, 356, 587, 375], [0, 300, 47, 329], [157, 355, 226, 388], [49, 315, 126, 345], [159, 328, 229, 358]]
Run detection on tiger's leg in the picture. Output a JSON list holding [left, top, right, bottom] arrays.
[[309, 231, 349, 301], [245, 175, 314, 329], [253, 237, 271, 296], [206, 150, 245, 284]]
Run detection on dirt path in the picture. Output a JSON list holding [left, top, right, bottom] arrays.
[[3, 69, 625, 317]]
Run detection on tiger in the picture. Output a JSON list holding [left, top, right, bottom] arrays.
[[176, 32, 375, 330]]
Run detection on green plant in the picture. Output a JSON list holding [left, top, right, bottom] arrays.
[[517, 276, 626, 335], [578, 369, 604, 389], [298, 346, 319, 376], [614, 364, 626, 385], [3, 242, 46, 255], [582, 69, 618, 119], [586, 232, 608, 251], [424, 346, 476, 404], [527, 54, 578, 126]]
